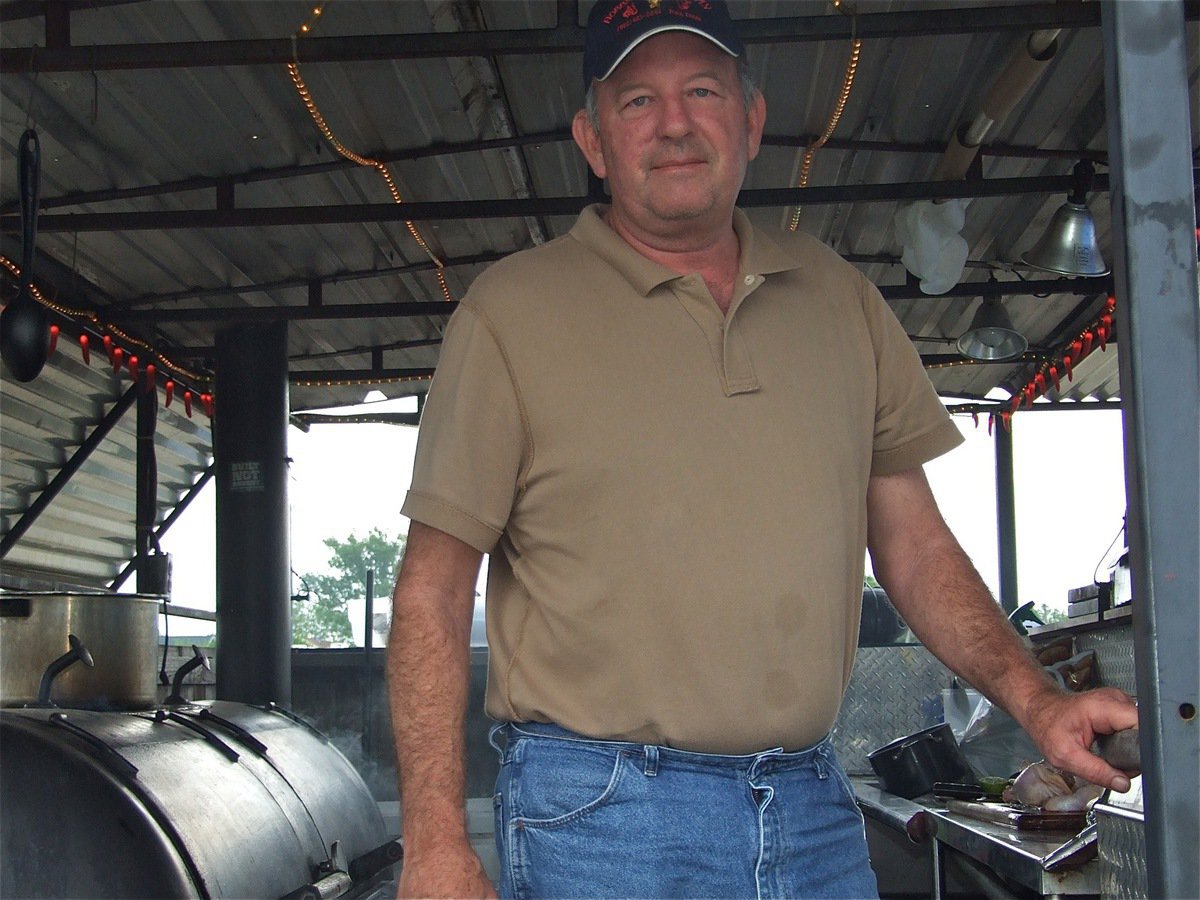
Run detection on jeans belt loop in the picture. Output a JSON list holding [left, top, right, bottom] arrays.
[[643, 744, 660, 777], [815, 747, 830, 780]]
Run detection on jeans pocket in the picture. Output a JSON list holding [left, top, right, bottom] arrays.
[[510, 742, 630, 829], [824, 752, 868, 825]]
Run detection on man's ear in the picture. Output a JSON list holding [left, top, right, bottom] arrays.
[[571, 108, 608, 180], [745, 89, 766, 161]]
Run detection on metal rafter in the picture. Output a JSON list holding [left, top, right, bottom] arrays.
[[0, 3, 1128, 74], [0, 173, 1125, 233]]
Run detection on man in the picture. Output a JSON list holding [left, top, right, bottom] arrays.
[[387, 2, 1138, 897]]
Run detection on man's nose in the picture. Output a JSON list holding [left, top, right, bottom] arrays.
[[656, 95, 693, 138]]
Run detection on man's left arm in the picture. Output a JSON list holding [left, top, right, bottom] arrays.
[[866, 467, 1139, 790]]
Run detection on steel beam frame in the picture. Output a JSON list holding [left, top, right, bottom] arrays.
[[110, 463, 215, 592], [0, 385, 138, 559], [0, 3, 1127, 74], [1102, 2, 1200, 897], [1, 173, 1120, 235]]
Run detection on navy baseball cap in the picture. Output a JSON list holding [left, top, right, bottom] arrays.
[[583, 0, 744, 88]]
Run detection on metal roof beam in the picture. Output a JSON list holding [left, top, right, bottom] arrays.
[[0, 3, 1123, 74], [5, 133, 1103, 216], [1, 172, 1125, 233], [105, 251, 509, 309], [102, 277, 1108, 325]]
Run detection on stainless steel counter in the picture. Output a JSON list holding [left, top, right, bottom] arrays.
[[853, 777, 1100, 897]]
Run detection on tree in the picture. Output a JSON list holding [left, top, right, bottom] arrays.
[[292, 528, 406, 647]]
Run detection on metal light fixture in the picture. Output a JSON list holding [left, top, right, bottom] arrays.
[[1022, 160, 1110, 276], [957, 280, 1028, 361]]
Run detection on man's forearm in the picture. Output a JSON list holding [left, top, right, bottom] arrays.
[[878, 533, 1060, 731], [385, 522, 483, 861], [866, 469, 1061, 732], [387, 584, 474, 853]]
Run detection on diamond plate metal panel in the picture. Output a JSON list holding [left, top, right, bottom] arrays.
[[833, 645, 955, 775], [1096, 804, 1147, 899], [1075, 623, 1138, 696]]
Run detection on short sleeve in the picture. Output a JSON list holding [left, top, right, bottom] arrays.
[[861, 277, 964, 474], [401, 303, 527, 553]]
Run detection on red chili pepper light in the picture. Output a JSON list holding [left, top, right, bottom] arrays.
[[1035, 372, 1047, 395], [103, 334, 115, 365], [1081, 330, 1094, 357], [1024, 383, 1035, 409], [1001, 411, 1012, 432], [144, 363, 156, 393], [1010, 395, 1022, 414], [165, 380, 175, 408], [111, 346, 124, 373], [988, 414, 995, 436], [1049, 364, 1060, 392], [971, 412, 979, 429], [1063, 353, 1074, 381], [1106, 294, 1117, 313], [79, 333, 91, 365], [183, 390, 194, 418], [201, 393, 214, 418], [127, 354, 139, 380], [48, 325, 60, 357]]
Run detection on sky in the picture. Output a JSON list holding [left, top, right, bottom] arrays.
[[159, 397, 1128, 639]]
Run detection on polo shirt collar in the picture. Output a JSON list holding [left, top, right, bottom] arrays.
[[570, 204, 804, 297]]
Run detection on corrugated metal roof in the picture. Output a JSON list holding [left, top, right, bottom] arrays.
[[1, 0, 1196, 584]]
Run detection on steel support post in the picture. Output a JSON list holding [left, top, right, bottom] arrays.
[[1101, 2, 1200, 897], [994, 421, 1018, 615], [214, 322, 291, 707]]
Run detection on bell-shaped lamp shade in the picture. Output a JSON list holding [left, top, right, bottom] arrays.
[[957, 297, 1028, 361], [1021, 201, 1110, 276]]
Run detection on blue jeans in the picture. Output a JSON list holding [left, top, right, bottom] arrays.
[[490, 722, 878, 899]]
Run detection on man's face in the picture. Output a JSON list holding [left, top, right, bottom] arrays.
[[572, 31, 765, 242]]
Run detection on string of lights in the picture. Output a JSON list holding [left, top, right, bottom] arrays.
[[287, 2, 453, 302], [788, 0, 862, 232], [291, 372, 432, 389], [1, 254, 215, 419]]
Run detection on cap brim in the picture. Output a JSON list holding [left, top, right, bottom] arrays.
[[596, 25, 741, 82]]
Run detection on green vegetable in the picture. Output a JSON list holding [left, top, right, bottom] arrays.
[[978, 776, 1011, 798]]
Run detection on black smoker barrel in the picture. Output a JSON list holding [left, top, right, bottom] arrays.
[[0, 701, 399, 898]]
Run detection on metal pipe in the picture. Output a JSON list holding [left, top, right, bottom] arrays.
[[361, 568, 374, 760], [111, 464, 214, 592]]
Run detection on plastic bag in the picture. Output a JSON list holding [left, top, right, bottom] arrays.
[[958, 694, 1043, 779]]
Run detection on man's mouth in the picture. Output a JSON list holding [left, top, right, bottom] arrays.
[[650, 158, 706, 173]]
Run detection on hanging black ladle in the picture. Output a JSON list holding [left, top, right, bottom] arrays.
[[1, 128, 50, 382]]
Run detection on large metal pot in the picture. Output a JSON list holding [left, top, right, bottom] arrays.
[[0, 591, 161, 709]]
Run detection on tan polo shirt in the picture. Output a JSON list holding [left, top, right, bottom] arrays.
[[402, 205, 962, 754]]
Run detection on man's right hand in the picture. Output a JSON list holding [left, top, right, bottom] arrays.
[[398, 843, 496, 899]]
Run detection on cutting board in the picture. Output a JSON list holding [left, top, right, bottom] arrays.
[[946, 799, 1088, 831]]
